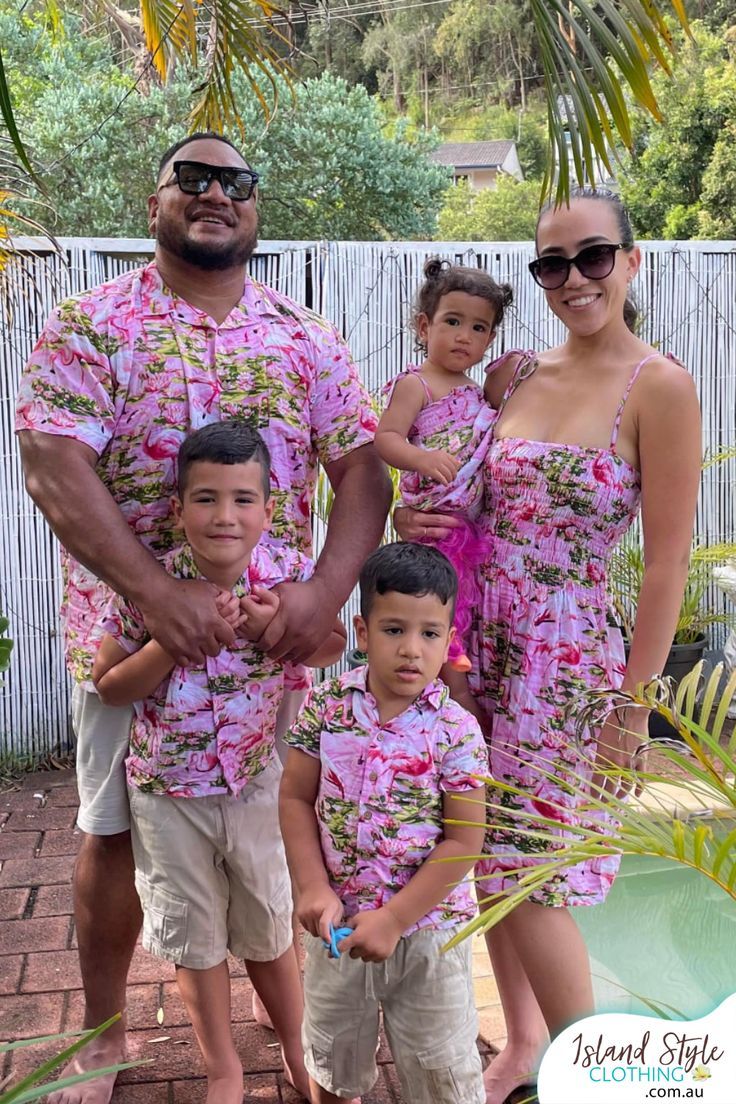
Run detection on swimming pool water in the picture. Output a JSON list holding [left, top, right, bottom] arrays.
[[575, 851, 736, 1019]]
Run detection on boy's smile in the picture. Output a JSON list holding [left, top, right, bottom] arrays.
[[172, 459, 273, 588], [354, 590, 454, 722]]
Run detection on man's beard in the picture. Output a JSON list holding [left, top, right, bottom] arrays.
[[156, 213, 258, 271]]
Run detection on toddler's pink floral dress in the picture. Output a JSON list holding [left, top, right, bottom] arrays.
[[383, 365, 495, 668], [470, 349, 665, 907]]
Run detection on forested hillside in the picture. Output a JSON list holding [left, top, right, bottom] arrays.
[[2, 0, 735, 240]]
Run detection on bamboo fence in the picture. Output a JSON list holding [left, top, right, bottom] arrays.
[[2, 238, 735, 758]]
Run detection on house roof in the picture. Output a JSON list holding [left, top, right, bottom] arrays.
[[430, 140, 516, 169]]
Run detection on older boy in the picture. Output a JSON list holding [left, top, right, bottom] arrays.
[[93, 421, 345, 1103], [280, 542, 488, 1104]]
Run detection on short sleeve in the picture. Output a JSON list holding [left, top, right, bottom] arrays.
[[100, 595, 148, 656], [14, 296, 120, 456], [308, 322, 378, 466], [249, 541, 314, 590], [284, 683, 327, 758], [438, 709, 489, 793]]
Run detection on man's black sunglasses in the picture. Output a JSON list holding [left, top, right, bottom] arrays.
[[161, 160, 259, 201], [528, 243, 626, 290]]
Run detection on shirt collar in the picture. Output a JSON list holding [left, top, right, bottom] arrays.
[[344, 664, 447, 711], [143, 261, 265, 329]]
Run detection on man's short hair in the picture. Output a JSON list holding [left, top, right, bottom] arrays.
[[157, 132, 247, 182], [177, 419, 271, 499], [359, 542, 458, 620]]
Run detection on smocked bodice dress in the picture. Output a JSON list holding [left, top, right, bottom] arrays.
[[470, 350, 653, 906]]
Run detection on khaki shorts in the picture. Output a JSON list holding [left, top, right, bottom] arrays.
[[72, 685, 134, 836], [129, 758, 293, 969], [302, 927, 484, 1103]]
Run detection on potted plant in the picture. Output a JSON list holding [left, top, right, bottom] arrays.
[[609, 538, 736, 736]]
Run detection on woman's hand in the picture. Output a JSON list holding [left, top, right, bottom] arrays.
[[593, 706, 649, 797], [393, 505, 462, 543]]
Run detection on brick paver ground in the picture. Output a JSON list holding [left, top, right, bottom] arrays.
[[0, 770, 500, 1102]]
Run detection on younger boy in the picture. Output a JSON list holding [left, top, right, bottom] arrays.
[[280, 541, 488, 1104], [93, 420, 345, 1104]]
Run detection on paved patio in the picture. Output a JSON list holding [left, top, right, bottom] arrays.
[[0, 770, 504, 1102]]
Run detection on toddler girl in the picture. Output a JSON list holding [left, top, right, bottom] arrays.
[[376, 257, 512, 712]]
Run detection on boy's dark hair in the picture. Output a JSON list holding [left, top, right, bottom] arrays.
[[413, 256, 514, 352], [359, 542, 458, 620], [157, 132, 247, 181], [536, 186, 639, 333], [177, 420, 271, 498]]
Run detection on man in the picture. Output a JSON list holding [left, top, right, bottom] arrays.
[[16, 132, 391, 1104]]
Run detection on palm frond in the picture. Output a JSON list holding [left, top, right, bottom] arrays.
[[529, 0, 690, 201], [451, 665, 736, 945]]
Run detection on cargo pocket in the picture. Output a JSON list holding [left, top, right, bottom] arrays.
[[307, 1023, 336, 1084], [416, 1023, 483, 1104], [135, 872, 188, 961]]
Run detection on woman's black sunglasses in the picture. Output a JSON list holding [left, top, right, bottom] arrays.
[[528, 243, 626, 290], [161, 160, 259, 201]]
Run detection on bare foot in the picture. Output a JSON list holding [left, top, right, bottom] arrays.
[[44, 1037, 126, 1104], [483, 1046, 538, 1104], [205, 1072, 244, 1103], [251, 988, 274, 1030]]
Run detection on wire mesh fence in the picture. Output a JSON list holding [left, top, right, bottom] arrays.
[[2, 237, 735, 758]]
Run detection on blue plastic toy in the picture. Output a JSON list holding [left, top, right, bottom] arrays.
[[322, 923, 352, 959]]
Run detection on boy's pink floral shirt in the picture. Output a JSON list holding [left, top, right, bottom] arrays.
[[286, 666, 488, 933], [103, 540, 312, 798], [15, 262, 377, 687]]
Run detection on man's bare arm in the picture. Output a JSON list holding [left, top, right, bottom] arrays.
[[262, 443, 392, 662], [18, 430, 233, 665]]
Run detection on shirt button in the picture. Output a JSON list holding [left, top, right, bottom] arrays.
[[361, 811, 372, 821], [368, 771, 378, 782]]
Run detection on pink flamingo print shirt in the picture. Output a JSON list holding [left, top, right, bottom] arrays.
[[286, 666, 488, 933], [102, 540, 313, 798], [15, 262, 377, 686]]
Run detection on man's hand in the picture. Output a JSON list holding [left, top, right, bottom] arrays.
[[238, 586, 280, 642], [256, 577, 341, 664], [393, 505, 462, 543], [139, 577, 235, 667], [338, 907, 404, 963], [416, 448, 460, 485], [296, 884, 344, 941]]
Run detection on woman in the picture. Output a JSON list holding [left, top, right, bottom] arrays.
[[396, 188, 701, 1104]]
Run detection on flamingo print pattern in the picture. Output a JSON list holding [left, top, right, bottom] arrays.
[[286, 665, 488, 933], [470, 350, 654, 907], [15, 262, 377, 685], [102, 539, 312, 798]]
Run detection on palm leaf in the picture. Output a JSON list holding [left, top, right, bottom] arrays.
[[450, 667, 736, 944], [0, 49, 39, 186], [0, 1015, 150, 1103], [529, 0, 690, 201]]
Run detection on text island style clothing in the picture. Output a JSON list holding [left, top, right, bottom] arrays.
[[383, 365, 496, 664], [102, 540, 312, 798], [15, 261, 377, 687], [285, 665, 488, 932], [471, 349, 674, 907]]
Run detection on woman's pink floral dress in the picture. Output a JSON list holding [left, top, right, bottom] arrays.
[[470, 350, 661, 907]]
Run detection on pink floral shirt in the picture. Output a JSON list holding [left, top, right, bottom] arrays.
[[15, 262, 377, 686], [102, 540, 312, 798], [286, 666, 488, 933]]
